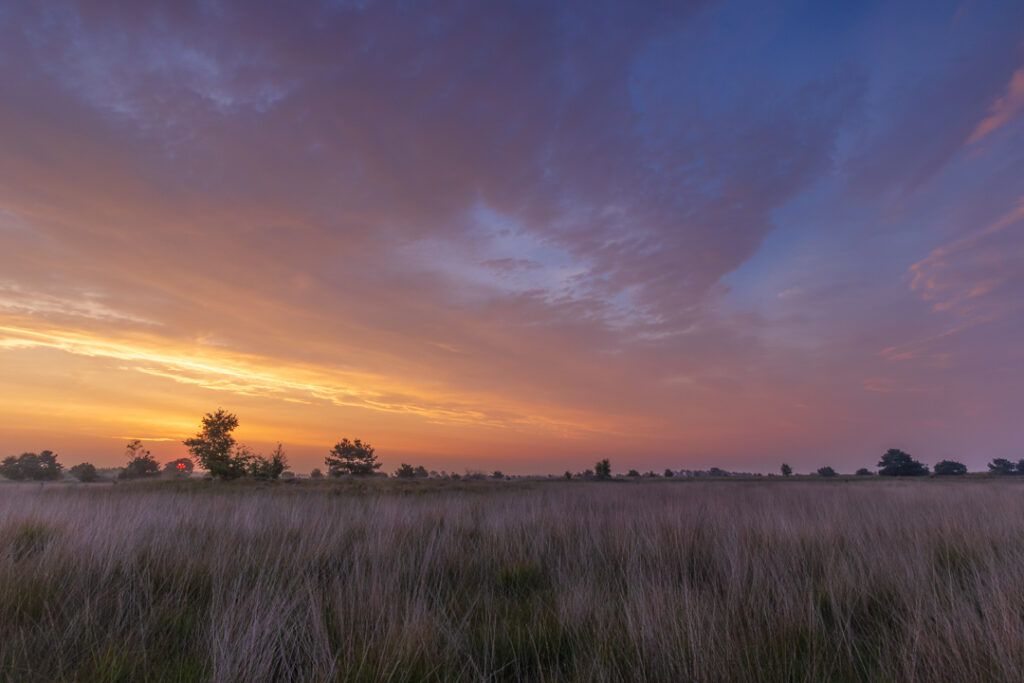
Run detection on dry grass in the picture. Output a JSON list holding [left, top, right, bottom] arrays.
[[1, 478, 1023, 681]]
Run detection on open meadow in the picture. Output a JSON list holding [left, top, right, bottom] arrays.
[[2, 478, 1024, 682]]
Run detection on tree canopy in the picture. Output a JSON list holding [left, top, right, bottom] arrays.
[[877, 449, 928, 477], [325, 438, 380, 476], [183, 409, 249, 479], [0, 451, 63, 481]]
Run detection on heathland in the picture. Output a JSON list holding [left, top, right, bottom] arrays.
[[1, 478, 1023, 682]]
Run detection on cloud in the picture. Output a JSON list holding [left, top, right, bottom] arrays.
[[967, 68, 1024, 144]]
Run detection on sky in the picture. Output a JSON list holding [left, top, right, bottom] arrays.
[[1, 0, 1022, 475]]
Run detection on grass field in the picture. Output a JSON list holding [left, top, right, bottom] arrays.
[[1, 477, 1023, 682]]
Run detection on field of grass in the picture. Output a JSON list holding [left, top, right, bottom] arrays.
[[2, 478, 1023, 681]]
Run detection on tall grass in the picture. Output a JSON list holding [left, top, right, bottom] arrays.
[[1, 479, 1023, 681]]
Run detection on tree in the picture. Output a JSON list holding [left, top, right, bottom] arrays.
[[120, 440, 160, 479], [491, 470, 504, 479], [933, 460, 967, 476], [595, 459, 611, 480], [250, 444, 288, 480], [780, 463, 792, 477], [310, 468, 324, 480], [394, 463, 417, 478], [877, 449, 928, 477], [988, 458, 1015, 475], [817, 466, 837, 477], [564, 471, 572, 480], [69, 462, 100, 482], [664, 469, 674, 478], [414, 465, 428, 478], [855, 468, 872, 476], [164, 458, 195, 477], [325, 438, 380, 476], [627, 469, 640, 477], [0, 451, 63, 481], [183, 409, 249, 479]]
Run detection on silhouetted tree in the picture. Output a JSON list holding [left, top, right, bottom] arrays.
[[855, 468, 872, 476], [183, 409, 250, 479], [309, 468, 324, 479], [163, 458, 194, 477], [780, 463, 792, 477], [817, 466, 837, 477], [595, 459, 611, 480], [69, 462, 100, 482], [933, 460, 967, 476], [491, 470, 504, 479], [988, 458, 1015, 475], [250, 443, 288, 480], [627, 469, 640, 477], [394, 463, 416, 478], [120, 440, 160, 479], [564, 471, 572, 480], [664, 469, 674, 478], [0, 451, 63, 481], [325, 438, 380, 476], [414, 465, 428, 478], [708, 467, 729, 477], [877, 449, 928, 476]]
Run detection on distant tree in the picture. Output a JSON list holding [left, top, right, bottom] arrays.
[[394, 463, 417, 478], [1018, 460, 1024, 475], [183, 409, 250, 479], [309, 468, 324, 480], [1, 451, 64, 481], [626, 469, 640, 477], [250, 443, 288, 480], [817, 466, 837, 477], [933, 460, 967, 476], [326, 438, 380, 476], [595, 459, 611, 480], [491, 470, 504, 479], [708, 467, 729, 477], [163, 458, 195, 477], [564, 471, 572, 480], [414, 465, 429, 478], [69, 462, 100, 483], [780, 463, 792, 477], [877, 449, 928, 477], [664, 469, 674, 478], [987, 458, 1015, 476], [120, 440, 160, 479], [855, 468, 873, 476]]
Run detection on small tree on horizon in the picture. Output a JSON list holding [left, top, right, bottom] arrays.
[[878, 449, 928, 477], [987, 458, 1015, 475], [394, 463, 416, 478], [855, 468, 872, 476], [781, 463, 792, 477], [817, 466, 837, 477], [183, 409, 250, 479], [664, 468, 674, 478], [69, 462, 100, 482], [325, 438, 380, 476], [627, 469, 640, 477], [595, 459, 611, 480], [310, 468, 324, 479], [250, 443, 288, 480], [1, 451, 63, 481]]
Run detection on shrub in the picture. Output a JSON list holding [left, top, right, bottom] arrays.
[[988, 458, 1016, 475], [309, 468, 324, 480], [664, 469, 674, 478], [817, 466, 837, 477], [594, 459, 611, 480], [394, 464, 416, 479], [855, 468, 872, 476], [626, 469, 640, 477], [164, 458, 195, 477], [249, 444, 288, 480], [491, 470, 504, 480], [781, 463, 792, 477], [120, 441, 160, 479], [878, 449, 928, 476], [325, 438, 380, 476], [933, 460, 967, 476], [69, 463, 100, 482]]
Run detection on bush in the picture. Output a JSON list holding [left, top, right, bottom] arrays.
[[163, 458, 194, 477], [394, 463, 416, 479], [68, 463, 100, 482], [933, 460, 967, 476], [626, 469, 640, 477], [0, 451, 63, 481], [664, 469, 674, 478], [325, 438, 380, 476], [855, 468, 872, 476], [595, 459, 611, 480], [817, 466, 837, 477], [780, 463, 792, 477], [878, 449, 928, 477], [491, 470, 504, 480], [988, 458, 1016, 475], [309, 468, 324, 480], [120, 441, 160, 479], [249, 444, 288, 480]]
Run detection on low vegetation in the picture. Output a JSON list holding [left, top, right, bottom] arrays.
[[1, 479, 1024, 681]]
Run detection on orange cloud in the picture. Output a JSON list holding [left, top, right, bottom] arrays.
[[967, 68, 1024, 144]]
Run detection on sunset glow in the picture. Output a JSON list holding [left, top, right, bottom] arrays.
[[1, 1, 1022, 473]]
